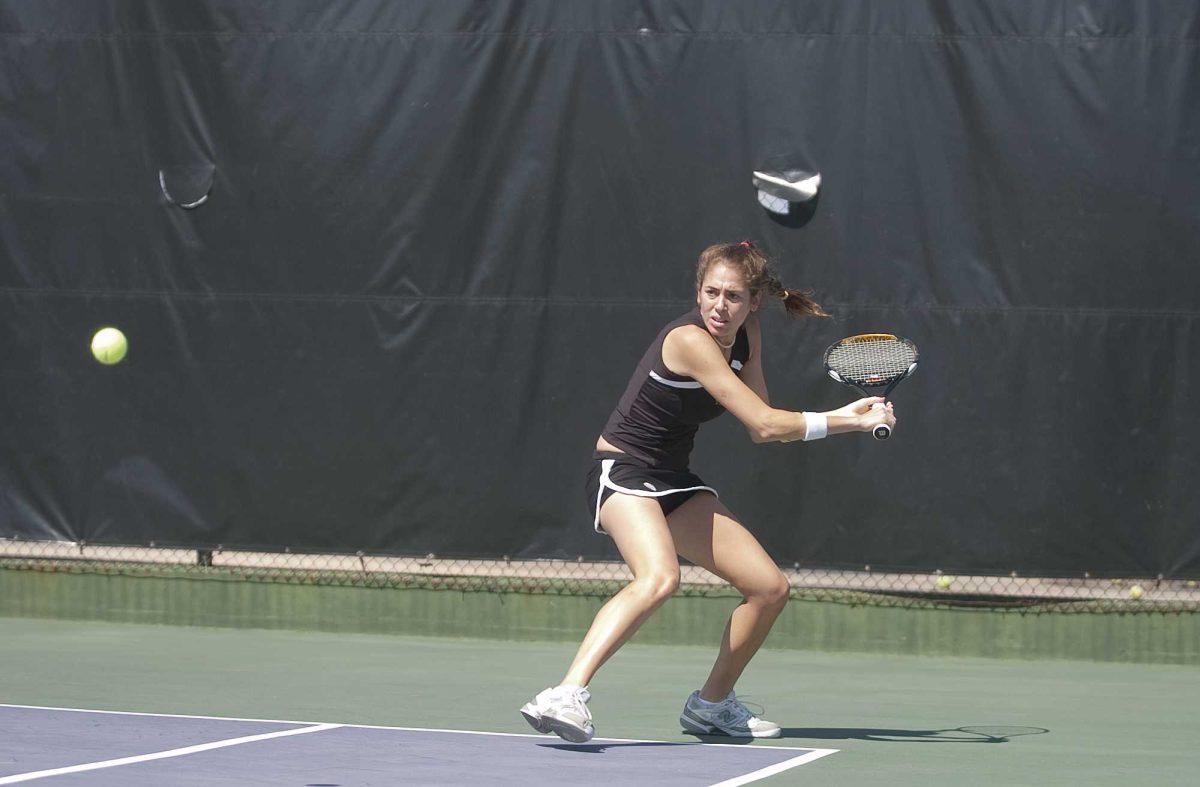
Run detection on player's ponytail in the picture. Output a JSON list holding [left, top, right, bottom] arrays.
[[759, 271, 829, 319], [695, 241, 829, 319]]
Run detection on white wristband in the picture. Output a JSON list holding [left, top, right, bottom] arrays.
[[802, 412, 828, 441]]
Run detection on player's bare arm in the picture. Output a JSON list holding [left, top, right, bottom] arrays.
[[662, 325, 894, 442]]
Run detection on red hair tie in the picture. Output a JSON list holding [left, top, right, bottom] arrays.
[[738, 240, 752, 248]]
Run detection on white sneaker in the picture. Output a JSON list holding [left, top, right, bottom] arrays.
[[520, 685, 595, 743], [679, 690, 781, 738]]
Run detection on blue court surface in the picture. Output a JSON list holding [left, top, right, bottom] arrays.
[[0, 705, 836, 785]]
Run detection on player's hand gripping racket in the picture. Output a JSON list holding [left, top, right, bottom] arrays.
[[823, 333, 918, 440]]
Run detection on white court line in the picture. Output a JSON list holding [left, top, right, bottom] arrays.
[[708, 749, 839, 786], [0, 703, 839, 754], [0, 723, 340, 784]]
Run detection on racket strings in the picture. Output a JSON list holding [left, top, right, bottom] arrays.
[[826, 338, 916, 386]]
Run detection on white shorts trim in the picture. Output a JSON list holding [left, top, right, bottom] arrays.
[[594, 459, 718, 533]]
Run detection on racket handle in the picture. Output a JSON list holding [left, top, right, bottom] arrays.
[[871, 401, 891, 441]]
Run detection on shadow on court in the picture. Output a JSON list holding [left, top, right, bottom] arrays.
[[783, 725, 1050, 743], [540, 741, 696, 754], [685, 725, 1050, 745]]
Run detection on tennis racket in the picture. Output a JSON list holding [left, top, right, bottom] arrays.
[[823, 333, 918, 440]]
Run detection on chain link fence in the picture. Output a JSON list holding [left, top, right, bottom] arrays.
[[2, 537, 1197, 613]]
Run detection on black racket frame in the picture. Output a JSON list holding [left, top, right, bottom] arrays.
[[822, 334, 919, 440]]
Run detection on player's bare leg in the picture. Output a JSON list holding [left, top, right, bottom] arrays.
[[522, 494, 682, 741], [561, 494, 680, 687], [668, 492, 787, 737]]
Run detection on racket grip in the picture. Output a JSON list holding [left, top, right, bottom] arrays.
[[871, 402, 891, 441]]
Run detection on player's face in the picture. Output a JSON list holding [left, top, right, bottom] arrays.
[[696, 263, 760, 342]]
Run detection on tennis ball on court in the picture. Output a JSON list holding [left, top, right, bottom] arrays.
[[1128, 585, 1144, 600], [1188, 581, 1198, 589], [91, 326, 128, 365], [936, 575, 953, 590]]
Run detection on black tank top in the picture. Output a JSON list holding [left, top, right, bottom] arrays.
[[601, 309, 751, 471]]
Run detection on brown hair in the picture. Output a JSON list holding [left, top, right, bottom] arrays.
[[694, 241, 829, 319]]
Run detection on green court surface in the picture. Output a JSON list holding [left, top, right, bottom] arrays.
[[3, 617, 1197, 785]]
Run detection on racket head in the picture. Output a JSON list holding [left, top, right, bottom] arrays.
[[823, 333, 919, 391]]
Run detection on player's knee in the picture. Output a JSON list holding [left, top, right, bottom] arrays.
[[748, 572, 790, 609], [635, 570, 680, 605]]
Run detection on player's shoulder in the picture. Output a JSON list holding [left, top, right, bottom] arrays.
[[664, 323, 712, 353], [744, 312, 762, 340]]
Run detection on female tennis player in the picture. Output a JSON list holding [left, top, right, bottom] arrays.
[[521, 241, 896, 742]]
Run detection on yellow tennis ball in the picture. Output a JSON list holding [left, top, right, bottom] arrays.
[[1128, 585, 1144, 600], [936, 575, 953, 590], [91, 327, 128, 365]]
